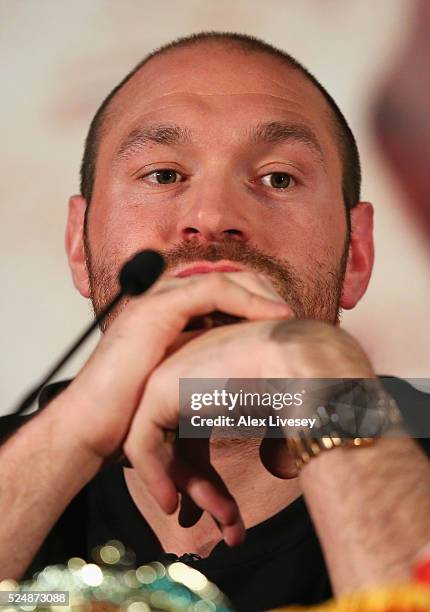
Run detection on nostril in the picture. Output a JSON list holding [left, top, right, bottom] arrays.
[[180, 226, 247, 242], [183, 227, 200, 236], [224, 229, 243, 239]]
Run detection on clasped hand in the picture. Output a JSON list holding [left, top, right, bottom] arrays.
[[64, 271, 375, 546]]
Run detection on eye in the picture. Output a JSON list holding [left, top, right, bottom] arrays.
[[260, 172, 294, 190], [143, 169, 183, 184]]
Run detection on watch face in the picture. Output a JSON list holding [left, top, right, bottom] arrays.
[[319, 381, 398, 438]]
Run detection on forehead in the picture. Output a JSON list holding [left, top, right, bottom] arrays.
[[100, 43, 339, 167]]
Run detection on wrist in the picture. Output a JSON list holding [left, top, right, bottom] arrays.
[[42, 389, 104, 480]]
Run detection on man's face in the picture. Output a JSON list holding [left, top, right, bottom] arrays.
[[80, 43, 353, 327]]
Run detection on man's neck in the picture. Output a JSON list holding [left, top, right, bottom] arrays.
[[123, 439, 301, 558]]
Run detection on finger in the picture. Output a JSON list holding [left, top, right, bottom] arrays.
[[151, 270, 286, 305], [125, 418, 246, 546], [126, 429, 245, 546], [177, 438, 241, 539], [177, 439, 207, 527], [161, 273, 293, 332], [219, 271, 285, 303], [124, 424, 180, 514], [178, 493, 204, 527], [171, 454, 246, 547], [106, 272, 292, 363]]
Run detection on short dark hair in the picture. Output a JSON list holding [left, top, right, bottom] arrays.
[[80, 31, 361, 225]]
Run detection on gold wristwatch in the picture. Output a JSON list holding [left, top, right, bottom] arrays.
[[287, 379, 404, 473]]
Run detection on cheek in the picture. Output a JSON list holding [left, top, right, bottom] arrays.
[[258, 203, 346, 271], [87, 193, 169, 268]]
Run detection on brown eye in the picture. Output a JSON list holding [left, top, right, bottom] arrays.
[[146, 169, 181, 184], [261, 172, 293, 189]]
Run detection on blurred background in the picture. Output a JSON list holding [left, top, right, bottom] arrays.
[[1, 0, 429, 414]]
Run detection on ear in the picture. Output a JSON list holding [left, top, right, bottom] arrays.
[[340, 202, 374, 310], [65, 195, 91, 298]]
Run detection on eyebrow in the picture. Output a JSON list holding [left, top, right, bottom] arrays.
[[248, 121, 324, 161], [113, 120, 324, 164], [114, 124, 192, 162]]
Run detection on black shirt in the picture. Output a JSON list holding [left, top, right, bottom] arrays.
[[1, 377, 429, 611]]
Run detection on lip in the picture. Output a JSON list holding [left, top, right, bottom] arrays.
[[174, 261, 244, 278]]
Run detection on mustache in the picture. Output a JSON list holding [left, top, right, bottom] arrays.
[[159, 240, 300, 290]]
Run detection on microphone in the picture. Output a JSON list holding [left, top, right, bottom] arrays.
[[11, 250, 165, 416]]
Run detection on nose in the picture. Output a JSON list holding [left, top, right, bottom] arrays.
[[177, 176, 250, 244]]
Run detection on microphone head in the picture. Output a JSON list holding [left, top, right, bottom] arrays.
[[119, 250, 165, 295]]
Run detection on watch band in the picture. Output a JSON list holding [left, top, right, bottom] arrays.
[[288, 433, 375, 473]]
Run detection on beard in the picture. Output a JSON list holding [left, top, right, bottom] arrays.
[[84, 237, 349, 332]]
